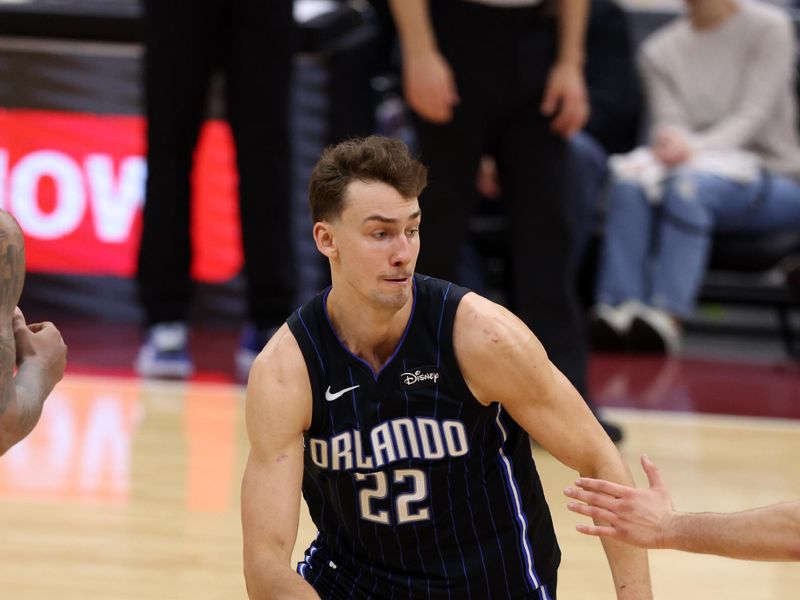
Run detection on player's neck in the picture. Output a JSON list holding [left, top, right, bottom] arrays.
[[325, 286, 413, 373]]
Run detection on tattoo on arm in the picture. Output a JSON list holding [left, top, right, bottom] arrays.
[[0, 216, 25, 314], [16, 393, 41, 433], [0, 213, 25, 419], [0, 335, 14, 416]]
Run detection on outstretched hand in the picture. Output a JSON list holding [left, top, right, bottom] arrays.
[[564, 454, 676, 549]]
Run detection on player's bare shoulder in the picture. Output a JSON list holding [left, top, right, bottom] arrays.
[[251, 323, 302, 374], [246, 323, 312, 432], [453, 292, 539, 358], [0, 209, 23, 238], [453, 292, 549, 405]]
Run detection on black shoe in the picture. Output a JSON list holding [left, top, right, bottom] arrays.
[[629, 309, 680, 354], [783, 255, 800, 289], [589, 304, 634, 352], [598, 417, 624, 443], [589, 316, 627, 351]]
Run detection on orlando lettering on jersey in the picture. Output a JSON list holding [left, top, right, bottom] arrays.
[[308, 416, 468, 471]]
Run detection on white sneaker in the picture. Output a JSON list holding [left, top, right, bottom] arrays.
[[629, 306, 681, 354], [134, 322, 194, 379]]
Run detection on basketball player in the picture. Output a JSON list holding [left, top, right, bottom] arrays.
[[241, 136, 652, 598], [566, 454, 800, 561], [0, 210, 67, 456]]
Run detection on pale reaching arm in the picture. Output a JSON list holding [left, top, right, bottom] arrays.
[[241, 325, 320, 600], [388, 0, 459, 124], [542, 0, 590, 137], [0, 211, 67, 456], [454, 293, 652, 599], [665, 503, 800, 561], [566, 454, 800, 561]]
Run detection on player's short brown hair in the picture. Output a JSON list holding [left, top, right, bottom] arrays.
[[308, 135, 428, 223]]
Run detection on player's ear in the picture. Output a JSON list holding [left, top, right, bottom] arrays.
[[313, 221, 338, 259]]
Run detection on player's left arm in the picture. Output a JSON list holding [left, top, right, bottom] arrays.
[[454, 293, 652, 599]]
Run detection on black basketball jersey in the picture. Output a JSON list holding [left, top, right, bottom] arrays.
[[287, 275, 560, 599]]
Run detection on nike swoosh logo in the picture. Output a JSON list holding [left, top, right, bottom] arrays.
[[325, 385, 360, 402]]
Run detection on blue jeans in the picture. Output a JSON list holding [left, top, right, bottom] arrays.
[[596, 169, 800, 318]]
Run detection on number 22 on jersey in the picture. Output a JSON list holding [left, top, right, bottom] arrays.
[[355, 469, 430, 526]]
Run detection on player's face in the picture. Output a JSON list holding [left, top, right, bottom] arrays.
[[331, 180, 421, 310]]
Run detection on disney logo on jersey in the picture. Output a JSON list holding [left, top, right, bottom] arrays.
[[400, 367, 440, 387]]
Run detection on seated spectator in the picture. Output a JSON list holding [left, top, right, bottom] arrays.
[[591, 0, 800, 353]]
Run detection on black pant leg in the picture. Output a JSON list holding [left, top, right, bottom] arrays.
[[412, 110, 484, 283], [224, 0, 296, 329], [498, 110, 588, 396], [411, 2, 505, 282], [425, 1, 590, 397], [137, 0, 220, 324], [495, 20, 589, 396]]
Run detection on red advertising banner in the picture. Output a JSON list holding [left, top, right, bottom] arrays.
[[0, 109, 243, 282]]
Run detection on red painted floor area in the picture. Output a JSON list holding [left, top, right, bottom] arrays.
[[54, 318, 243, 383], [590, 353, 800, 419], [52, 317, 800, 420]]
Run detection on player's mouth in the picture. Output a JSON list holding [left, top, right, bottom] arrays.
[[383, 274, 411, 284]]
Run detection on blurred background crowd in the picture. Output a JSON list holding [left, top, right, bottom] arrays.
[[2, 0, 799, 412]]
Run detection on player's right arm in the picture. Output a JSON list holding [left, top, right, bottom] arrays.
[[241, 324, 320, 600]]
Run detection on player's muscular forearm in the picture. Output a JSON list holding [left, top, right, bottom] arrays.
[[0, 329, 16, 416], [2, 315, 67, 455], [0, 213, 25, 313], [665, 504, 800, 560], [0, 211, 25, 419]]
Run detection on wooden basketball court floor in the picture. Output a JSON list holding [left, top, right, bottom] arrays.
[[1, 350, 798, 599]]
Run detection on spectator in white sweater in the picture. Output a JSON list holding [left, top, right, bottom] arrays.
[[590, 0, 800, 353]]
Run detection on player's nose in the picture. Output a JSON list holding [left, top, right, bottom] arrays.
[[390, 234, 414, 265]]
